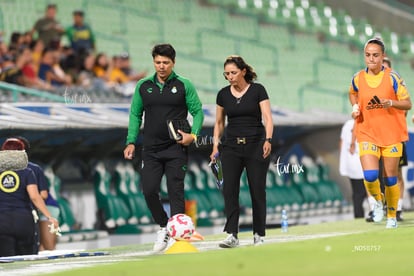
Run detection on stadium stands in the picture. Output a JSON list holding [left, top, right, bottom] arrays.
[[1, 0, 413, 112], [3, 0, 413, 244], [93, 161, 145, 234], [113, 162, 158, 233]]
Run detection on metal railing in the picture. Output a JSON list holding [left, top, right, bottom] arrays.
[[0, 82, 66, 103]]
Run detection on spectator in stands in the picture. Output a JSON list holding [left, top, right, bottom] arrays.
[[77, 51, 109, 92], [93, 52, 110, 80], [123, 43, 204, 252], [108, 53, 147, 96], [119, 52, 147, 82], [31, 4, 64, 49], [53, 48, 73, 86], [0, 53, 24, 85], [108, 55, 127, 84], [13, 136, 60, 251], [19, 46, 53, 90], [38, 47, 71, 88], [91, 52, 116, 92], [77, 51, 95, 89], [22, 31, 33, 48], [29, 39, 44, 74], [0, 35, 8, 59], [339, 119, 370, 219], [349, 37, 412, 228], [65, 10, 95, 77], [209, 55, 273, 247], [58, 45, 80, 82], [65, 10, 96, 68], [382, 57, 407, 222], [8, 32, 24, 55], [0, 138, 59, 257]]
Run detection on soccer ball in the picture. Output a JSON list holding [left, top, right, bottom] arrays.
[[166, 214, 195, 241]]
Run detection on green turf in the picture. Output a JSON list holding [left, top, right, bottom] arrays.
[[3, 212, 414, 276], [53, 230, 414, 276]]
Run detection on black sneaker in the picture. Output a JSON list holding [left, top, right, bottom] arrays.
[[366, 211, 374, 222], [396, 211, 404, 222]]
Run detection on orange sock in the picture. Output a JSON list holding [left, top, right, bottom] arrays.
[[364, 179, 382, 201], [385, 184, 400, 218]]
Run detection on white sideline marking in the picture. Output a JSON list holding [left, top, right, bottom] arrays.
[[2, 232, 355, 275]]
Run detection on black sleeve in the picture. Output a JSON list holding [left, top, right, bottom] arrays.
[[256, 83, 269, 102], [216, 88, 224, 107]]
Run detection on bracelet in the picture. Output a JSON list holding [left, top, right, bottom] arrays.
[[190, 133, 197, 141]]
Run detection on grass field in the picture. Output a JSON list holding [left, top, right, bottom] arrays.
[[3, 212, 414, 276]]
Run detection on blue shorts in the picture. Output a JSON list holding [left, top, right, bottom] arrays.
[[39, 205, 61, 222]]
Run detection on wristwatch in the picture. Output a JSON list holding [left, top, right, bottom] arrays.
[[265, 138, 272, 143]]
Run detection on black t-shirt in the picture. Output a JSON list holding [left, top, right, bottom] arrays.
[[217, 82, 269, 140]]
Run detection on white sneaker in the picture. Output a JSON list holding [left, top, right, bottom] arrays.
[[219, 234, 239, 248], [372, 200, 384, 222], [153, 227, 169, 252], [253, 233, 264, 246], [385, 218, 398, 229]]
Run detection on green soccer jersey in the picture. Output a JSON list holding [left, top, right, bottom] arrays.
[[126, 71, 204, 149]]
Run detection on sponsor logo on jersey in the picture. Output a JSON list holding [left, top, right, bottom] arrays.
[[366, 95, 384, 110], [0, 171, 20, 193]]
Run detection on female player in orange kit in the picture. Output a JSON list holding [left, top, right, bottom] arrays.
[[349, 37, 411, 228]]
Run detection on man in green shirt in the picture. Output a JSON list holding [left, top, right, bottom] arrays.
[[124, 44, 203, 252], [65, 10, 96, 56], [31, 4, 64, 49]]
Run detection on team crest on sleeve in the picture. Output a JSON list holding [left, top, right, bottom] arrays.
[[0, 171, 20, 193]]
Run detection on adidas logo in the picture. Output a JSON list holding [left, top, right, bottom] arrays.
[[390, 146, 398, 153], [366, 95, 384, 110]]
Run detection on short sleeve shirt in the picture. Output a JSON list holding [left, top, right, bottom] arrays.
[[0, 168, 36, 211], [217, 83, 269, 139]]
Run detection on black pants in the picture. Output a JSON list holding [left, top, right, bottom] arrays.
[[350, 178, 367, 218], [221, 141, 270, 236], [0, 210, 35, 257], [141, 143, 188, 227]]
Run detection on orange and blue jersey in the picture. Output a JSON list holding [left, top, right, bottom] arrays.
[[349, 67, 409, 146]]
